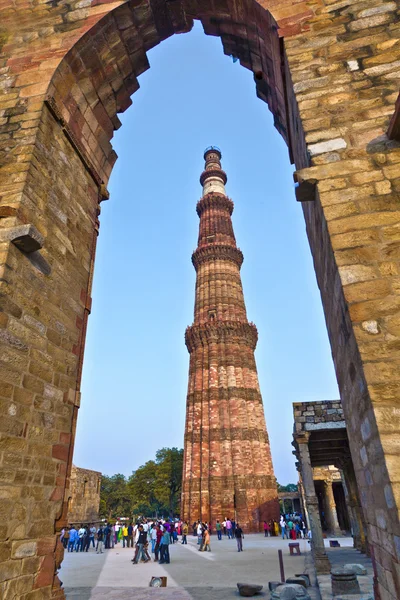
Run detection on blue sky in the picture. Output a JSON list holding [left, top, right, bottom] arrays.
[[73, 21, 339, 485]]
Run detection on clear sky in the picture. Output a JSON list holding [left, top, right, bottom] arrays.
[[73, 21, 339, 485]]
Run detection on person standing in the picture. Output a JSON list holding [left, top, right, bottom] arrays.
[[150, 523, 157, 553], [197, 521, 203, 545], [182, 521, 188, 545], [159, 528, 171, 564], [90, 524, 96, 548], [263, 521, 269, 537], [280, 517, 287, 539], [68, 526, 77, 552], [77, 525, 85, 551], [127, 523, 134, 548], [222, 519, 227, 537], [154, 525, 163, 561], [122, 523, 128, 548], [226, 518, 232, 539], [104, 523, 110, 549], [115, 522, 120, 543], [96, 525, 104, 554], [216, 520, 222, 540], [235, 524, 244, 552]]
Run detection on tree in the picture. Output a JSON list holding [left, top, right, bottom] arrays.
[[100, 473, 132, 519], [153, 447, 183, 516], [100, 447, 184, 519], [277, 483, 298, 493], [128, 460, 161, 516]]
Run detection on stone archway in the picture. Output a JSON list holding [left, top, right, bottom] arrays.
[[1, 1, 400, 599]]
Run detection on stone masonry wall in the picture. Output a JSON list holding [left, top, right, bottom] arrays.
[[293, 400, 345, 433], [66, 466, 101, 525], [0, 0, 400, 598]]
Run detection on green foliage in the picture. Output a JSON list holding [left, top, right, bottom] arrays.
[[100, 448, 184, 519], [277, 483, 298, 493], [100, 473, 133, 519]]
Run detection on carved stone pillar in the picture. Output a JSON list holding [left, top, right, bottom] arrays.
[[294, 433, 331, 574], [324, 479, 341, 536]]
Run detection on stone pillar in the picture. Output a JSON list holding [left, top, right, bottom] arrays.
[[340, 473, 362, 550], [341, 460, 368, 555], [324, 480, 341, 536], [294, 433, 331, 574], [298, 476, 310, 528]]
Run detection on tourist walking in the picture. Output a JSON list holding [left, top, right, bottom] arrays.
[[235, 524, 244, 552], [222, 519, 227, 536], [132, 525, 149, 564], [203, 528, 211, 552]]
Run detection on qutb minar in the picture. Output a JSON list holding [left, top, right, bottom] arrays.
[[181, 147, 279, 532]]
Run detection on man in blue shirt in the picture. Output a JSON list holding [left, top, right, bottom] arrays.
[[68, 526, 78, 552], [159, 529, 170, 564]]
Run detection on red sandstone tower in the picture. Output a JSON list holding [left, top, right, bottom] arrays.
[[181, 148, 279, 532]]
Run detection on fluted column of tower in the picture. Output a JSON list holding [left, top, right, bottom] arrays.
[[181, 147, 279, 532]]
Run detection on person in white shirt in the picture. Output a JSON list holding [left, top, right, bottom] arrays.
[[197, 521, 203, 545], [78, 526, 85, 552]]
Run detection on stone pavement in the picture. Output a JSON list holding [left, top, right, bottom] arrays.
[[316, 540, 374, 600], [62, 534, 316, 599]]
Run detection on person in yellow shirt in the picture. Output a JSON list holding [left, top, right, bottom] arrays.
[[122, 524, 129, 548]]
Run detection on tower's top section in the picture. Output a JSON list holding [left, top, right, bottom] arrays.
[[200, 146, 227, 197]]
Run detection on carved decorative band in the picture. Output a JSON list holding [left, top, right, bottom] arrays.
[[186, 387, 262, 404], [196, 193, 234, 216], [184, 427, 270, 443], [182, 474, 277, 490], [185, 321, 258, 352], [192, 245, 243, 270], [200, 168, 227, 186]]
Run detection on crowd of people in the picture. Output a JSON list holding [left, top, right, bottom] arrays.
[[60, 512, 308, 563]]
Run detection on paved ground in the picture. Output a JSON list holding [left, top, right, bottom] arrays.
[[61, 533, 313, 599], [62, 534, 372, 599]]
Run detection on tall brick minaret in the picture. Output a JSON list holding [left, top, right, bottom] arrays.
[[181, 147, 279, 532]]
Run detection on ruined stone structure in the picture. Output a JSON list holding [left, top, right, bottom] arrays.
[[293, 400, 368, 574], [1, 0, 400, 598], [181, 148, 279, 532], [313, 465, 351, 535], [66, 466, 101, 525]]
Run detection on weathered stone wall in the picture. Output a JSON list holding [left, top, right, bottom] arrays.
[[293, 400, 345, 432], [0, 0, 400, 598], [66, 466, 101, 525]]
